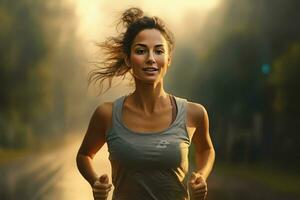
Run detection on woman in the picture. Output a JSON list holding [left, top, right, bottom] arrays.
[[76, 7, 215, 200]]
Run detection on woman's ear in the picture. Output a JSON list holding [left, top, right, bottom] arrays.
[[125, 55, 131, 67], [167, 56, 172, 67]]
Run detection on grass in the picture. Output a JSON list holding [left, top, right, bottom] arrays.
[[215, 161, 300, 195]]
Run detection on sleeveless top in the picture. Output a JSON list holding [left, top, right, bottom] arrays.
[[105, 95, 191, 200]]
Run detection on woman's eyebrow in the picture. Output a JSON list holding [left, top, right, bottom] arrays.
[[134, 43, 164, 48]]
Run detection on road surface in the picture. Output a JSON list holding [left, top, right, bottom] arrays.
[[1, 135, 299, 200]]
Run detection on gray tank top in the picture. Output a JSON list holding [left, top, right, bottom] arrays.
[[106, 95, 191, 200]]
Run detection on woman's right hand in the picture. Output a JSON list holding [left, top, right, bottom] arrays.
[[92, 174, 112, 200]]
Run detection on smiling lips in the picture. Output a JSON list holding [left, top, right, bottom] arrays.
[[142, 67, 159, 72]]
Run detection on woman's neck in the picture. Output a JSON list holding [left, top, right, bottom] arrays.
[[130, 80, 169, 114]]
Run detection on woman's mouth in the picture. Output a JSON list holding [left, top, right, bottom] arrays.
[[142, 67, 159, 72]]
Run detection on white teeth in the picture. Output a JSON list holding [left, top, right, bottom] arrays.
[[143, 68, 158, 71]]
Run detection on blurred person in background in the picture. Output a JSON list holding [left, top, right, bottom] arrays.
[[76, 7, 215, 200]]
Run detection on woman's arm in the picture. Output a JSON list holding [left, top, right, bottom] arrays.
[[188, 102, 215, 199], [188, 103, 215, 181], [76, 102, 112, 186]]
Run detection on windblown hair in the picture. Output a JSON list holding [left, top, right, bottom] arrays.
[[88, 7, 175, 94]]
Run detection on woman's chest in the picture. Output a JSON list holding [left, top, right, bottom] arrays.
[[122, 106, 174, 133], [107, 132, 190, 169]]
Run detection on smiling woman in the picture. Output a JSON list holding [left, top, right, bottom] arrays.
[[76, 7, 215, 200], [87, 8, 175, 93], [128, 29, 171, 84]]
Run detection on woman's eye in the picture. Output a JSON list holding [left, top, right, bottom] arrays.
[[155, 49, 164, 54], [135, 49, 145, 54]]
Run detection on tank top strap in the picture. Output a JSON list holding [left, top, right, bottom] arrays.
[[105, 96, 126, 141], [112, 95, 126, 126], [173, 96, 188, 128]]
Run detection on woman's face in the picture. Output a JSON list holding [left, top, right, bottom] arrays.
[[128, 29, 171, 84]]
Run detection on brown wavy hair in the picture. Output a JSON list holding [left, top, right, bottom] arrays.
[[88, 7, 175, 94]]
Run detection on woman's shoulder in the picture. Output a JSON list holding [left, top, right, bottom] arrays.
[[93, 95, 124, 121], [92, 102, 113, 127], [188, 100, 207, 114], [183, 99, 209, 126], [173, 95, 206, 114], [96, 101, 113, 115], [173, 95, 207, 119], [186, 101, 206, 111]]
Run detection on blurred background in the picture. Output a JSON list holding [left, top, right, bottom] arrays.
[[0, 0, 299, 199]]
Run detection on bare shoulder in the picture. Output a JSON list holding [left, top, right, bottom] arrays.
[[187, 101, 209, 127], [77, 102, 113, 157], [93, 102, 113, 128], [85, 101, 114, 135], [95, 102, 113, 118]]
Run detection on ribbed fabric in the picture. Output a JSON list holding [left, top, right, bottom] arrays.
[[106, 95, 191, 200]]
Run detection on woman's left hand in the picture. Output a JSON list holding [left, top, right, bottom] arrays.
[[189, 172, 207, 200]]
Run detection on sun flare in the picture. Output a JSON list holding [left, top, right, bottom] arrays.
[[73, 0, 222, 41]]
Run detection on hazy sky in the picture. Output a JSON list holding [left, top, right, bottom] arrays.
[[73, 0, 222, 50]]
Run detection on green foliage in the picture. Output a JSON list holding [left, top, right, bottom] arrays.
[[0, 0, 88, 149], [216, 162, 300, 195], [167, 0, 300, 164], [270, 43, 300, 115]]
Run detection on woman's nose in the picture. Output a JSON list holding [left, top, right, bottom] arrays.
[[146, 52, 156, 64]]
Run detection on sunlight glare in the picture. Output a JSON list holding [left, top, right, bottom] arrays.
[[74, 0, 222, 42]]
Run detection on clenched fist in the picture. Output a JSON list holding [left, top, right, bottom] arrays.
[[189, 172, 207, 200], [92, 174, 112, 200]]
